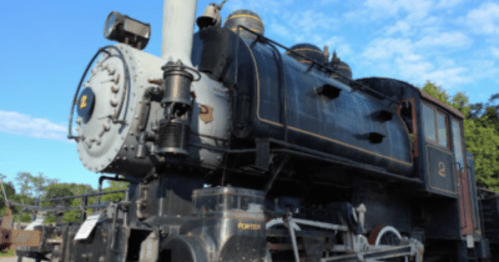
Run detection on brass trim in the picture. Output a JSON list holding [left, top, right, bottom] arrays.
[[231, 27, 261, 33], [285, 48, 323, 55], [225, 14, 263, 24], [336, 65, 351, 70]]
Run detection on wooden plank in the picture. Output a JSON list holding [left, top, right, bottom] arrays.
[[10, 229, 42, 251]]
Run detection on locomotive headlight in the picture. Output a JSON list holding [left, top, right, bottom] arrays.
[[103, 11, 151, 50]]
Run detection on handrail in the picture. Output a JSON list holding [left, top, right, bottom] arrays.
[[7, 189, 127, 214], [39, 189, 127, 202]]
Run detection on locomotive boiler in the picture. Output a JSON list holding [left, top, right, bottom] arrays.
[[8, 0, 498, 261]]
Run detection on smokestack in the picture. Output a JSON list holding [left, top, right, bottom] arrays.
[[161, 0, 197, 67]]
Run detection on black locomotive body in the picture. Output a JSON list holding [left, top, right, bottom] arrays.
[[12, 1, 499, 262]]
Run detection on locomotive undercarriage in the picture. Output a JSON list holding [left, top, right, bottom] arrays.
[[12, 180, 424, 262], [10, 143, 426, 262], [10, 134, 490, 262]]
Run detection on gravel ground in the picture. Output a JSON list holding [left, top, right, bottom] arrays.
[[0, 257, 35, 262]]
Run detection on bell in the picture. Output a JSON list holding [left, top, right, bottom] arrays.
[[197, 3, 222, 29]]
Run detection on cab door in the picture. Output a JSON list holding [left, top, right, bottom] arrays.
[[421, 102, 457, 196], [451, 118, 474, 235]]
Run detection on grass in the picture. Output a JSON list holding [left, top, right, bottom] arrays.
[[0, 249, 15, 257]]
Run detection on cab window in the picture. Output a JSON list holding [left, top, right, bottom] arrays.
[[437, 112, 449, 148], [422, 103, 449, 149], [399, 99, 418, 157], [451, 119, 465, 171], [422, 104, 436, 141]]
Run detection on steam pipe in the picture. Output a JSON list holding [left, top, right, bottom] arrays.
[[162, 0, 197, 66]]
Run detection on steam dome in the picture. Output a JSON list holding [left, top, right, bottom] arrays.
[[224, 9, 264, 40]]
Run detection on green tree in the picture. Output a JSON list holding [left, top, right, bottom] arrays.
[[42, 183, 95, 223], [16, 172, 33, 203], [101, 180, 129, 203], [422, 81, 452, 106], [15, 172, 58, 202], [0, 174, 33, 222], [421, 81, 499, 191], [0, 174, 16, 209]]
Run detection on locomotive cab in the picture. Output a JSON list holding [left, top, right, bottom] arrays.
[[398, 89, 489, 258], [416, 91, 483, 240]]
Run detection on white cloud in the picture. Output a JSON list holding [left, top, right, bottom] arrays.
[[269, 21, 291, 39], [466, 2, 499, 35], [359, 36, 475, 89], [424, 67, 472, 86], [467, 59, 499, 80], [283, 10, 340, 34], [435, 0, 463, 9], [247, 2, 349, 55], [363, 0, 401, 18], [318, 0, 339, 6], [361, 38, 417, 60], [355, 0, 433, 21], [492, 46, 499, 58], [224, 0, 293, 16], [415, 32, 471, 49], [0, 111, 68, 142], [385, 21, 412, 36], [323, 36, 353, 57]]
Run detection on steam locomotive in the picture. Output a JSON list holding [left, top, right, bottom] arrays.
[[10, 0, 499, 261]]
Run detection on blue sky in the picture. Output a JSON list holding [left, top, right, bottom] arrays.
[[1, 0, 498, 192]]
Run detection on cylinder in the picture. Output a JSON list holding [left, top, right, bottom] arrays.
[[156, 118, 190, 155]]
